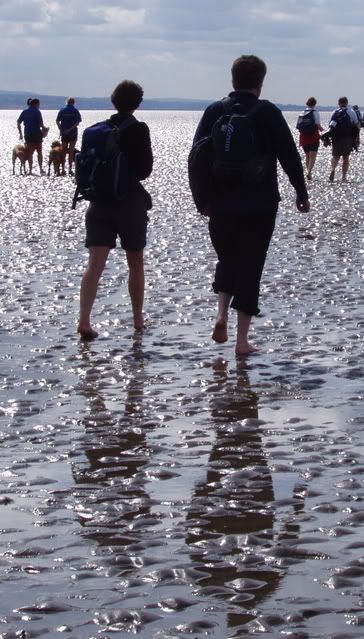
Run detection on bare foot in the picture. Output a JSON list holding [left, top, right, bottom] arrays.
[[235, 341, 259, 356], [133, 316, 146, 331], [212, 320, 228, 343], [77, 324, 98, 340]]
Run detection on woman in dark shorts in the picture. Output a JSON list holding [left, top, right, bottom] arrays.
[[77, 80, 153, 339], [298, 96, 323, 180], [17, 98, 48, 175]]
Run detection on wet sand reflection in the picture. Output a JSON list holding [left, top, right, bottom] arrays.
[[72, 339, 154, 550], [185, 359, 303, 631]]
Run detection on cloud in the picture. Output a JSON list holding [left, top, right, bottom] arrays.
[[329, 47, 355, 55], [86, 6, 146, 32], [0, 0, 364, 104]]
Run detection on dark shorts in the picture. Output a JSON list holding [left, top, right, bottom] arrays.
[[85, 191, 149, 251], [25, 132, 42, 144], [332, 137, 353, 157], [61, 132, 78, 143], [302, 142, 319, 153]]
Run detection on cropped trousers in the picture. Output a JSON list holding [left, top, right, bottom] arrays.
[[208, 210, 277, 316]]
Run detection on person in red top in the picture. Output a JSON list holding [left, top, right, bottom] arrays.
[[299, 97, 323, 180]]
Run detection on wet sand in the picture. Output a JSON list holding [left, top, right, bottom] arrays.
[[0, 110, 363, 638]]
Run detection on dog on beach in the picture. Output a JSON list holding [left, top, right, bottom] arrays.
[[12, 143, 27, 175], [48, 140, 64, 176]]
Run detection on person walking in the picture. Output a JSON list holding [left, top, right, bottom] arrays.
[[17, 98, 48, 175], [189, 54, 309, 355], [352, 104, 362, 149], [328, 97, 358, 182], [77, 80, 153, 340], [56, 97, 82, 175], [298, 97, 323, 180]]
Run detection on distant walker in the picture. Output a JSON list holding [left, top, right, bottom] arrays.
[[56, 97, 82, 176]]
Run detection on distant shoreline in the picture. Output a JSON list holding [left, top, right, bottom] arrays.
[[0, 90, 346, 112]]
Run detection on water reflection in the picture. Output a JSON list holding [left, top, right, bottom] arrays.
[[186, 358, 302, 632], [72, 338, 153, 548]]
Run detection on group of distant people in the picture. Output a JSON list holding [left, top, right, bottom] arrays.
[[297, 96, 363, 182], [16, 97, 82, 175]]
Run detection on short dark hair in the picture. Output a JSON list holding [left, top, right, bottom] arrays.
[[111, 80, 144, 112], [30, 98, 40, 107], [231, 55, 267, 90], [338, 96, 348, 107], [306, 97, 317, 107]]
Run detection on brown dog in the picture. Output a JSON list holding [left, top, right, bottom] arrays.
[[12, 143, 27, 175], [48, 141, 64, 176]]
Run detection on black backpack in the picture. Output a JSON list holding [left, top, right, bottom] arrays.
[[188, 98, 270, 212], [296, 110, 316, 134], [330, 108, 352, 139], [72, 116, 136, 209], [211, 98, 270, 185], [187, 134, 215, 213]]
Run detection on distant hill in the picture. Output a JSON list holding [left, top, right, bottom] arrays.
[[0, 90, 209, 111], [0, 89, 340, 111]]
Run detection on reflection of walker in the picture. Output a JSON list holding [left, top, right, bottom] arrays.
[[71, 341, 151, 542], [185, 358, 305, 627]]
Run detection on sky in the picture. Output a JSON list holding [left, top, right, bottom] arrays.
[[1, 0, 364, 106]]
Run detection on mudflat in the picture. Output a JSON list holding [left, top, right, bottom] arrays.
[[0, 109, 363, 638]]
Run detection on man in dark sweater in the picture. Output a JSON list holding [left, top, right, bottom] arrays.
[[191, 54, 310, 355]]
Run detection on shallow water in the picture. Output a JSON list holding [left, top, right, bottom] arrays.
[[0, 109, 363, 638]]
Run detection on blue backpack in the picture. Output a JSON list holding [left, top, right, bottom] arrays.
[[72, 116, 136, 209], [296, 110, 316, 134], [188, 98, 270, 212]]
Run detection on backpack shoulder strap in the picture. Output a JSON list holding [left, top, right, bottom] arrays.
[[220, 96, 236, 114], [106, 114, 137, 134], [248, 99, 270, 116]]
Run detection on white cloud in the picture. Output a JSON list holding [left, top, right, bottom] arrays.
[[87, 6, 146, 29], [329, 47, 355, 55], [141, 52, 176, 64], [0, 0, 364, 104], [250, 8, 301, 23]]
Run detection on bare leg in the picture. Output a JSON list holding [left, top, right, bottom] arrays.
[[68, 141, 76, 174], [36, 143, 44, 174], [330, 156, 340, 181], [27, 144, 34, 174], [126, 250, 145, 330], [78, 246, 110, 338], [307, 150, 317, 179], [235, 310, 258, 356], [342, 155, 349, 180], [305, 152, 309, 172], [61, 141, 68, 175], [212, 292, 232, 343]]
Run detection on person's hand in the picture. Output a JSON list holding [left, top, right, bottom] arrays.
[[296, 198, 310, 212]]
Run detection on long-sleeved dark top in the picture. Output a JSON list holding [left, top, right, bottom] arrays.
[[193, 90, 308, 215], [108, 112, 153, 182]]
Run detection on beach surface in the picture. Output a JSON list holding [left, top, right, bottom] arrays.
[[0, 109, 363, 638]]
